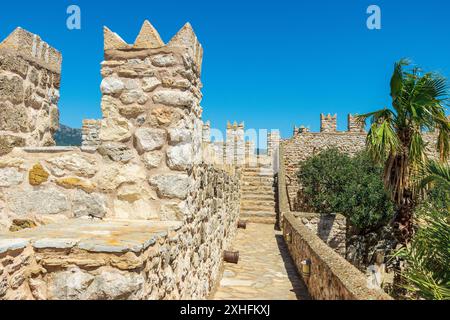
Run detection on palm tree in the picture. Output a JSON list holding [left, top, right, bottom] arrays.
[[358, 59, 450, 244], [417, 160, 450, 192], [393, 215, 450, 300]]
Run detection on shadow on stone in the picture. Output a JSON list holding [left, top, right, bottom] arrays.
[[275, 234, 311, 300]]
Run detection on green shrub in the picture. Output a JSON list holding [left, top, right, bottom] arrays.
[[394, 213, 450, 300], [297, 148, 395, 232]]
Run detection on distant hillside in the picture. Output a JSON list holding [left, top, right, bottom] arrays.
[[54, 124, 82, 146]]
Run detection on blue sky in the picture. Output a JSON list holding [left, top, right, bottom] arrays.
[[1, 0, 449, 139]]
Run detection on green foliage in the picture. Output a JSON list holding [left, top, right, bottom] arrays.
[[357, 59, 450, 243], [415, 160, 450, 219], [395, 160, 450, 300], [297, 148, 395, 232], [394, 215, 450, 300]]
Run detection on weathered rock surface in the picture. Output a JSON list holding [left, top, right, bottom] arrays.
[[101, 77, 125, 96], [0, 168, 24, 187], [28, 163, 49, 186], [98, 142, 133, 163], [149, 174, 190, 199], [167, 144, 193, 170], [46, 154, 98, 178], [142, 151, 163, 169], [134, 128, 166, 153], [152, 90, 194, 108], [73, 190, 107, 218], [7, 187, 69, 216]]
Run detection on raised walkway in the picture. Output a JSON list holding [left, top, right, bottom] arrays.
[[212, 223, 310, 300]]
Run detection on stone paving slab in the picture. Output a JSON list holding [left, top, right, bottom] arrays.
[[0, 219, 182, 254], [213, 223, 311, 300]]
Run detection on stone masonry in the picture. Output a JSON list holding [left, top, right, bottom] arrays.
[[0, 22, 242, 300], [0, 27, 62, 155]]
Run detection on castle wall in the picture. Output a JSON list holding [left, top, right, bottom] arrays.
[[283, 122, 367, 210], [0, 163, 240, 300], [81, 120, 101, 148], [283, 114, 443, 211], [0, 28, 61, 155], [0, 22, 242, 300]]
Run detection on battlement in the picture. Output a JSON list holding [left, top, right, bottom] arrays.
[[294, 114, 366, 135], [104, 21, 203, 74], [0, 27, 62, 74], [348, 114, 365, 133], [320, 113, 337, 132]]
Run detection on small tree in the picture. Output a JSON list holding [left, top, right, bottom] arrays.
[[298, 149, 395, 233]]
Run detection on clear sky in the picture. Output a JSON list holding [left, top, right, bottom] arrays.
[[1, 0, 449, 139]]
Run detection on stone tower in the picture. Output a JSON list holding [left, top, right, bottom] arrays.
[[0, 27, 62, 155], [320, 113, 337, 133], [348, 114, 365, 133], [225, 121, 245, 166], [98, 20, 204, 219], [267, 130, 280, 157]]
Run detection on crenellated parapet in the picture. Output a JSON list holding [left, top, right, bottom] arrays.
[[225, 121, 245, 166], [320, 113, 337, 133], [94, 20, 207, 220], [0, 27, 62, 155], [0, 27, 62, 73], [294, 114, 366, 135], [81, 119, 101, 148], [348, 114, 365, 133], [267, 130, 281, 157]]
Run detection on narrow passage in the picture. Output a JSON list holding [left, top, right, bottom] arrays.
[[213, 223, 310, 300]]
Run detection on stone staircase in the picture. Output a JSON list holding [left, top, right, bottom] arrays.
[[240, 166, 276, 224]]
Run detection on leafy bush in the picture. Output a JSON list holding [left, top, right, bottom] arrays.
[[297, 148, 395, 232], [415, 160, 450, 219], [394, 214, 450, 300]]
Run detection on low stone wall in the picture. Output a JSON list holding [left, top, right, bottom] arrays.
[[0, 147, 152, 230], [292, 212, 346, 256], [278, 145, 392, 300], [282, 212, 391, 300], [0, 162, 241, 300]]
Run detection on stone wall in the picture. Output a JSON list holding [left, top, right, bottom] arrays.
[[0, 21, 242, 300], [283, 114, 367, 210], [0, 163, 240, 300], [0, 28, 61, 155], [81, 120, 101, 148], [284, 114, 444, 211], [278, 144, 392, 300], [292, 212, 346, 256]]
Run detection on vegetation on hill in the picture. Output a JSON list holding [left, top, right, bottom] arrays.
[[53, 124, 82, 146]]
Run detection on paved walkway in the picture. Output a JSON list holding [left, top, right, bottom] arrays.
[[213, 223, 310, 300]]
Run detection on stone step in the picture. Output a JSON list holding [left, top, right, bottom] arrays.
[[241, 200, 275, 208], [242, 178, 274, 185], [242, 176, 274, 182], [240, 205, 276, 212], [239, 216, 277, 224], [241, 186, 274, 193], [240, 211, 276, 218], [242, 171, 274, 177], [241, 194, 275, 201]]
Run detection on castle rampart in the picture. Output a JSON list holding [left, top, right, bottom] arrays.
[[0, 22, 241, 300], [0, 27, 62, 155]]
